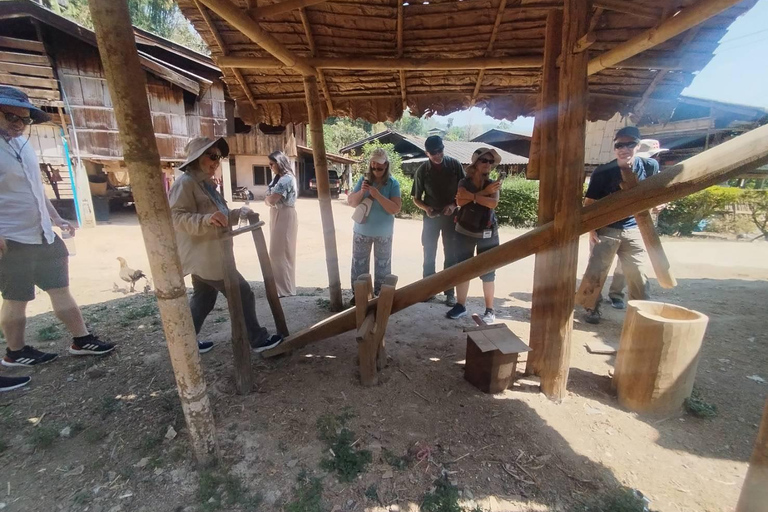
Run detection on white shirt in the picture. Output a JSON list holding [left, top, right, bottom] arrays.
[[0, 134, 55, 244]]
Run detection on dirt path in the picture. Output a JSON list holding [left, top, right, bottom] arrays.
[[2, 197, 767, 512]]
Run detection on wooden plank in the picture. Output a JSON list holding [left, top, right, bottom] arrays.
[[736, 398, 768, 511], [13, 86, 59, 101], [585, 340, 617, 355], [356, 311, 378, 386], [483, 326, 530, 355], [0, 61, 55, 78], [467, 331, 497, 353], [464, 323, 506, 333], [0, 50, 50, 66], [0, 73, 58, 90], [373, 275, 398, 371], [138, 56, 200, 95], [250, 222, 289, 336], [354, 274, 372, 329], [0, 36, 45, 53]]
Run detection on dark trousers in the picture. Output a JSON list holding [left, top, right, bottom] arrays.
[[189, 273, 267, 344], [421, 214, 457, 296]]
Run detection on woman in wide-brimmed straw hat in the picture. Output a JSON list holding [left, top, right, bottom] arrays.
[[265, 150, 298, 297], [169, 137, 283, 353], [446, 147, 503, 325]]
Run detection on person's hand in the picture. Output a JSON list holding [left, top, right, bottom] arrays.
[[426, 208, 439, 219], [208, 211, 229, 227], [456, 189, 474, 202], [0, 235, 6, 259], [368, 186, 381, 199], [441, 204, 456, 216], [651, 203, 668, 215], [55, 219, 76, 237], [361, 181, 371, 194], [482, 181, 501, 195], [589, 230, 599, 246]]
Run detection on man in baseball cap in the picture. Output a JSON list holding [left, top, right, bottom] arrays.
[[0, 87, 115, 392]]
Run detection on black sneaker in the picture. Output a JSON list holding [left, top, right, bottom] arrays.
[[3, 346, 58, 367], [0, 375, 31, 392], [584, 306, 602, 324], [610, 297, 626, 310], [252, 334, 283, 353], [69, 335, 116, 356], [445, 294, 457, 307], [446, 304, 467, 319], [198, 340, 214, 354]]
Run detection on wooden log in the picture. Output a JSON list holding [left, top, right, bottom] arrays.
[[574, 235, 620, 309], [216, 55, 543, 71], [527, 8, 563, 376], [196, 0, 316, 76], [537, 0, 590, 401], [218, 235, 253, 394], [250, 222, 289, 336], [588, 0, 743, 75], [592, 0, 661, 19], [736, 398, 768, 511], [88, 0, 218, 464], [304, 74, 343, 311], [354, 274, 373, 329], [356, 312, 378, 387], [373, 275, 398, 371], [262, 124, 768, 359], [0, 35, 46, 53], [526, 103, 542, 180], [613, 301, 709, 415], [619, 168, 677, 288], [248, 0, 328, 18]]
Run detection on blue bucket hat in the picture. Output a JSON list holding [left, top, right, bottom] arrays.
[[0, 86, 51, 124]]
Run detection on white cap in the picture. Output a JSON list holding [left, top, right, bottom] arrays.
[[370, 148, 389, 165]]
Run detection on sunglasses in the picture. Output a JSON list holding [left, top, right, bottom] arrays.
[[370, 165, 387, 172], [2, 111, 34, 126], [427, 149, 444, 155], [477, 157, 495, 164], [614, 141, 638, 150], [205, 152, 224, 161]]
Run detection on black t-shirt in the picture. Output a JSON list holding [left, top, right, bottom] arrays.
[[585, 157, 659, 229], [410, 155, 465, 210]]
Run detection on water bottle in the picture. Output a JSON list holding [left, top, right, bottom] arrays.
[[60, 226, 76, 256]]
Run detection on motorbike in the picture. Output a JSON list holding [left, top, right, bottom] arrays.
[[232, 186, 254, 201]]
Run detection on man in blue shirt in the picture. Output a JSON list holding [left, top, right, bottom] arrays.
[[581, 126, 659, 324]]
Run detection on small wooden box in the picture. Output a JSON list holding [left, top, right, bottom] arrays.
[[464, 324, 531, 394]]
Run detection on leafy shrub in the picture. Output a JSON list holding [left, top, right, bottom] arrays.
[[658, 186, 744, 236], [496, 175, 539, 228], [744, 190, 768, 239], [393, 171, 420, 217]]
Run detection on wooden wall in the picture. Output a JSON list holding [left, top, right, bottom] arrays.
[[226, 123, 305, 157]]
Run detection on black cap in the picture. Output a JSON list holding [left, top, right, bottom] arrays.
[[424, 135, 444, 153], [614, 126, 641, 141]]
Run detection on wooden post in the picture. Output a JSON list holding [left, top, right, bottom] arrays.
[[354, 275, 376, 386], [538, 0, 591, 400], [736, 398, 768, 511], [304, 74, 343, 311], [574, 236, 620, 308], [373, 275, 398, 371], [88, 0, 217, 464], [218, 233, 252, 394], [249, 220, 289, 335], [526, 8, 563, 377]]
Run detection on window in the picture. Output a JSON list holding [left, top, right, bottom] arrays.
[[253, 165, 270, 186]]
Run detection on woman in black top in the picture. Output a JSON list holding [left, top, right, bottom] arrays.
[[446, 148, 502, 324]]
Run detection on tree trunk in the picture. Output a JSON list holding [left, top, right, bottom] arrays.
[[303, 75, 343, 311], [88, 0, 218, 464]]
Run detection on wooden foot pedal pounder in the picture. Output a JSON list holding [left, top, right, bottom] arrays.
[[464, 319, 531, 394], [354, 274, 398, 386]]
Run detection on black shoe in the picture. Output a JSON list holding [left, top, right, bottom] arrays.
[[584, 307, 602, 324], [0, 375, 31, 392], [446, 304, 467, 320], [69, 335, 116, 356], [198, 340, 215, 354], [445, 294, 457, 307], [610, 297, 626, 310], [3, 346, 58, 367], [252, 334, 283, 354]]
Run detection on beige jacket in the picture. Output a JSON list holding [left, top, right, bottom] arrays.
[[169, 169, 238, 281]]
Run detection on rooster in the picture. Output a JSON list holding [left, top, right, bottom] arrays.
[[117, 257, 147, 292]]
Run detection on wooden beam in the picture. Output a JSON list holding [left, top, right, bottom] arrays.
[[193, 0, 258, 111], [397, 0, 406, 111], [588, 0, 743, 75], [737, 398, 768, 511], [250, 222, 290, 336], [593, 0, 661, 19], [217, 55, 543, 71], [0, 50, 49, 66], [620, 54, 711, 72], [0, 35, 45, 53], [472, 0, 508, 105], [263, 122, 768, 359], [527, 7, 563, 377], [0, 61, 55, 78], [0, 73, 57, 90], [197, 0, 316, 76], [137, 55, 200, 95], [247, 0, 328, 18], [303, 75, 343, 311], [299, 7, 333, 114]]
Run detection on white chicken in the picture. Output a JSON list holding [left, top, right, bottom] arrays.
[[117, 257, 147, 292]]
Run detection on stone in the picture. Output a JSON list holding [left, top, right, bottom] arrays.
[[59, 426, 72, 438], [107, 506, 124, 512], [382, 470, 394, 479], [287, 459, 298, 468], [86, 367, 107, 379], [135, 458, 150, 468], [464, 489, 474, 500], [165, 426, 177, 441]]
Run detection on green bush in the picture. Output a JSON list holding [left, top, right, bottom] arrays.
[[496, 175, 539, 228], [393, 171, 420, 218], [658, 186, 744, 236], [744, 190, 768, 239]]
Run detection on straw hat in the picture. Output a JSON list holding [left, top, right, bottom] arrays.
[[178, 137, 230, 170], [635, 139, 668, 159], [0, 86, 51, 124]]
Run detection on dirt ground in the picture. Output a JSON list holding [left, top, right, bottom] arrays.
[[1, 197, 767, 512]]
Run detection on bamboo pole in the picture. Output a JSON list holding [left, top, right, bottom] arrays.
[[588, 0, 743, 75], [216, 56, 543, 71], [527, 8, 563, 377], [88, 0, 218, 464], [197, 0, 316, 76], [304, 75, 343, 311], [248, 0, 329, 18], [736, 398, 768, 511]]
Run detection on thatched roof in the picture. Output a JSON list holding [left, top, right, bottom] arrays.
[[178, 0, 757, 126]]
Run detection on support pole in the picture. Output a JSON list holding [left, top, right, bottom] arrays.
[[527, 8, 563, 377], [736, 398, 768, 511], [536, 0, 590, 399], [304, 74, 343, 311], [88, 0, 218, 463]]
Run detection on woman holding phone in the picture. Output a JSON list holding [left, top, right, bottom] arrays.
[[446, 148, 502, 324]]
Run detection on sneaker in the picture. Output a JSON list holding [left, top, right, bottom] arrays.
[[445, 294, 457, 307], [3, 346, 58, 367], [69, 335, 116, 356], [584, 306, 602, 324], [481, 308, 496, 325], [0, 375, 31, 392], [610, 297, 626, 310], [252, 334, 283, 353], [446, 304, 467, 320], [198, 340, 215, 354]]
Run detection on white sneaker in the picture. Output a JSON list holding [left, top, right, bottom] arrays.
[[481, 309, 496, 325]]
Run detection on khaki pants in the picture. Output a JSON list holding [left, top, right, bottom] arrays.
[[588, 227, 649, 308]]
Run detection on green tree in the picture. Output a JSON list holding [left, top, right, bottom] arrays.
[[321, 119, 370, 155], [444, 126, 468, 141], [744, 190, 768, 240], [385, 112, 425, 136]]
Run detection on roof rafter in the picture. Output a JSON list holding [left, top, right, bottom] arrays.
[[247, 0, 329, 19], [217, 56, 543, 70], [471, 0, 507, 106], [593, 0, 661, 20], [397, 0, 406, 111], [299, 7, 334, 114]]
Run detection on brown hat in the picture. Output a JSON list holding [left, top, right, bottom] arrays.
[[178, 137, 229, 170]]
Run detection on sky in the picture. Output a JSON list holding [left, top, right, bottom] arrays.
[[434, 0, 768, 130]]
